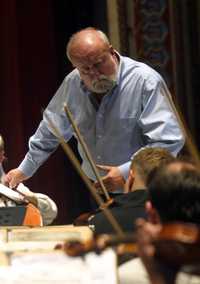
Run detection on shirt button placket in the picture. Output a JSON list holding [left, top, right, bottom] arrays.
[[96, 110, 104, 162]]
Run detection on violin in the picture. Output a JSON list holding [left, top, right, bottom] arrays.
[[153, 222, 200, 273], [73, 198, 114, 226], [61, 233, 137, 257], [59, 222, 200, 274]]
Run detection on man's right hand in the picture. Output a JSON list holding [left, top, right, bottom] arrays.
[[2, 169, 28, 188]]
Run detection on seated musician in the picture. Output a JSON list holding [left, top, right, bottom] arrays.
[[0, 135, 57, 225], [119, 160, 200, 284], [88, 147, 174, 234]]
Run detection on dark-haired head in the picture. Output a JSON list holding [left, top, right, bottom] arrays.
[[147, 161, 200, 224]]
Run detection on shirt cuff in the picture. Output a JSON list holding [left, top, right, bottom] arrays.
[[18, 158, 38, 178]]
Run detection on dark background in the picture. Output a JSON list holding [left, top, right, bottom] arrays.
[[0, 0, 108, 224]]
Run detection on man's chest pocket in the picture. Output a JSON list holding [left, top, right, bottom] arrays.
[[75, 113, 96, 136]]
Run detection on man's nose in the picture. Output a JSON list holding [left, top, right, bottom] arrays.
[[88, 67, 101, 79]]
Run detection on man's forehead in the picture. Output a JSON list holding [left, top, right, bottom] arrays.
[[71, 49, 108, 66]]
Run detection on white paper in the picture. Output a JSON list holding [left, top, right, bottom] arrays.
[[0, 249, 118, 283], [0, 184, 25, 203]]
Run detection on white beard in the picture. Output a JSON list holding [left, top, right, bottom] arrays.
[[91, 74, 117, 94]]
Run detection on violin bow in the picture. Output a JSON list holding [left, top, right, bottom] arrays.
[[43, 111, 124, 236], [162, 82, 200, 168], [63, 103, 111, 202], [44, 80, 199, 242], [59, 84, 200, 269]]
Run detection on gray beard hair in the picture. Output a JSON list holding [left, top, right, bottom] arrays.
[[92, 76, 117, 94]]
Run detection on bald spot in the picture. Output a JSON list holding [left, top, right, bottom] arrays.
[[67, 30, 110, 62], [167, 161, 196, 173]]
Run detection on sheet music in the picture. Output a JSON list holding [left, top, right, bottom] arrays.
[[0, 184, 25, 203], [0, 249, 118, 283]]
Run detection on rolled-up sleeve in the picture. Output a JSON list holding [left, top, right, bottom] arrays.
[[18, 79, 73, 178], [138, 75, 185, 155], [18, 118, 60, 177]]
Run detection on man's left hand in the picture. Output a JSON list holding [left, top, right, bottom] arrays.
[[94, 165, 125, 192]]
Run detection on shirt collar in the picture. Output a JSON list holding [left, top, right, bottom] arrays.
[[114, 50, 122, 85]]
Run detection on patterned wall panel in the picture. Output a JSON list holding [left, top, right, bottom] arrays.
[[132, 0, 174, 91]]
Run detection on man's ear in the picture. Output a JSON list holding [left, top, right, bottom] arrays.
[[124, 169, 135, 193], [109, 45, 115, 54], [129, 169, 135, 189], [145, 201, 160, 224]]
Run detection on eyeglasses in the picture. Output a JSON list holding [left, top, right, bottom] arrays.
[[78, 61, 104, 76], [74, 49, 112, 76]]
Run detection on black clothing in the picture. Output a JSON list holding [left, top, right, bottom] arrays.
[[88, 190, 148, 234]]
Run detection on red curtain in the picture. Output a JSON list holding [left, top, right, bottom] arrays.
[[0, 0, 77, 224]]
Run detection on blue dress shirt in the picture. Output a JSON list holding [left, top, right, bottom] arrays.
[[18, 55, 184, 183]]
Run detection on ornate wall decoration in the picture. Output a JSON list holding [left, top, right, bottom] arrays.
[[133, 0, 174, 91]]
